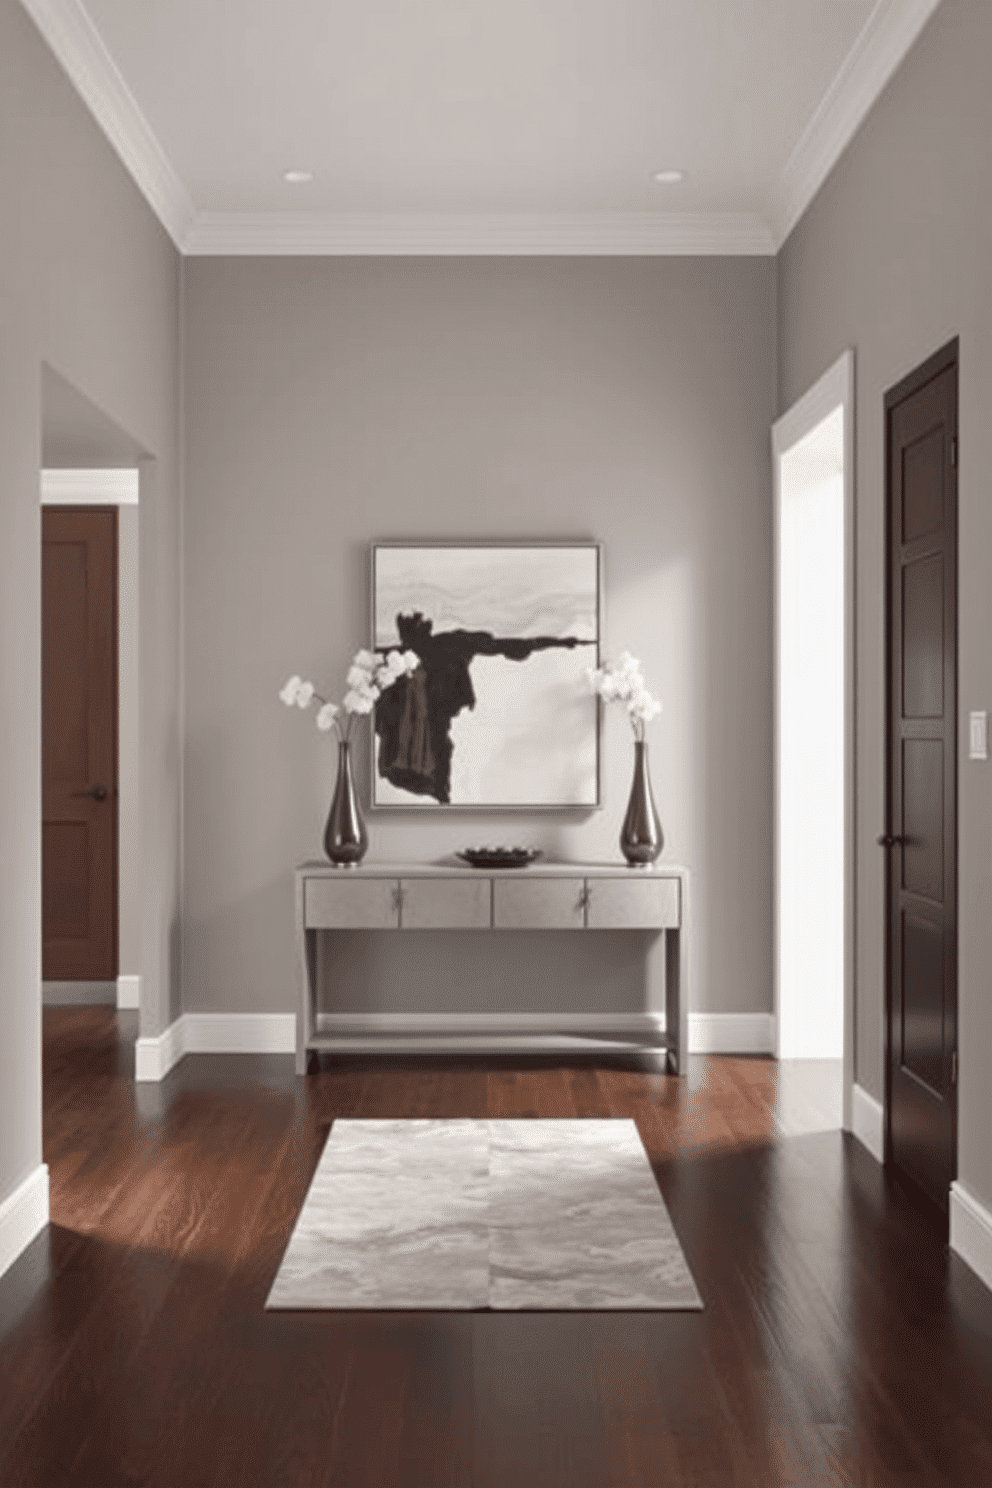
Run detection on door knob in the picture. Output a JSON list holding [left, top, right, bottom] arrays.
[[73, 784, 108, 801], [876, 833, 905, 847]]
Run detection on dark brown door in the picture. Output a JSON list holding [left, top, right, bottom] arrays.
[[42, 506, 118, 980], [883, 339, 958, 1214]]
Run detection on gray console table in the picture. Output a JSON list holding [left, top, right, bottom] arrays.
[[294, 860, 690, 1076]]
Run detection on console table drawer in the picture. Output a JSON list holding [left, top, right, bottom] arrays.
[[305, 877, 399, 929], [585, 876, 679, 929], [400, 877, 491, 929], [493, 877, 585, 929]]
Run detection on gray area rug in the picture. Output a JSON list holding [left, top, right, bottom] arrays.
[[266, 1118, 702, 1311]]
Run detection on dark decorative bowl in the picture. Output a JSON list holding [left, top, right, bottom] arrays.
[[456, 847, 543, 870]]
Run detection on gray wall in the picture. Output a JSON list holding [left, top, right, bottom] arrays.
[[183, 255, 776, 1022], [0, 0, 182, 1212], [777, 0, 992, 1206]]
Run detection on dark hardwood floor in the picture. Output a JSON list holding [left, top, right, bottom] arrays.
[[1, 1009, 991, 1486]]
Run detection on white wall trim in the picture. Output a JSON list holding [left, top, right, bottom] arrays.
[[950, 1183, 992, 1295], [0, 1165, 49, 1284], [772, 349, 856, 1133], [135, 1013, 296, 1078], [183, 1013, 297, 1055], [769, 0, 944, 247], [131, 1010, 778, 1077], [182, 210, 774, 258], [851, 1082, 885, 1163], [116, 974, 140, 1010], [134, 1017, 185, 1082], [19, 0, 943, 260], [772, 350, 855, 457], [688, 1013, 775, 1055], [18, 0, 195, 249], [41, 468, 139, 504]]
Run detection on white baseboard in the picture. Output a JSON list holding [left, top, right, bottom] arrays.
[[851, 1082, 885, 1163], [131, 1009, 776, 1081], [135, 1012, 297, 1079], [688, 1012, 775, 1054], [0, 1164, 49, 1284], [950, 1182, 992, 1295], [135, 1017, 185, 1082], [183, 1013, 296, 1055], [116, 974, 141, 1010]]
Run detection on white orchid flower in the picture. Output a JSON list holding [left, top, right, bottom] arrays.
[[283, 643, 424, 746], [590, 653, 662, 739]]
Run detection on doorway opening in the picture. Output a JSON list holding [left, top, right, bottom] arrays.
[[772, 351, 855, 1129], [40, 365, 143, 1029]]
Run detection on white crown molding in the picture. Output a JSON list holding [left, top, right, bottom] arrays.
[[41, 467, 139, 504], [182, 211, 775, 258], [0, 1165, 49, 1284], [769, 0, 944, 249], [21, 0, 943, 260], [18, 0, 195, 248]]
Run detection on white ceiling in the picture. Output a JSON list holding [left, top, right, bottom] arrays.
[[21, 0, 943, 254]]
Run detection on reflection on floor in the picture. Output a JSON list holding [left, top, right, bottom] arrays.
[[2, 1012, 988, 1488], [769, 1058, 843, 1136]]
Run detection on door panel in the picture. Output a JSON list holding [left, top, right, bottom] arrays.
[[900, 913, 945, 1096], [884, 342, 957, 1215], [901, 425, 945, 542], [901, 556, 943, 718], [901, 739, 943, 900], [42, 507, 118, 980]]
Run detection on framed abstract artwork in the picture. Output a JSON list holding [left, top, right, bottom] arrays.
[[370, 542, 602, 809]]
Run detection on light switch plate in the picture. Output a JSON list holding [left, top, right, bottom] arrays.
[[969, 710, 988, 760]]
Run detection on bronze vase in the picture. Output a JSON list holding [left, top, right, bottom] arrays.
[[323, 740, 368, 866], [620, 740, 663, 865]]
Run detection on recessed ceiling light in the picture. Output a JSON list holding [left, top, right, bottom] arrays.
[[652, 169, 685, 184], [283, 170, 313, 184]]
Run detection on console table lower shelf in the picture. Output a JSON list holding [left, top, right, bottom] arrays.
[[294, 861, 690, 1076]]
